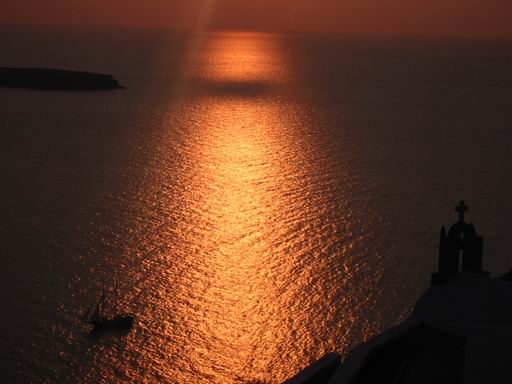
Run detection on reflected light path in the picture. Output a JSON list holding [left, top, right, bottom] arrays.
[[177, 34, 303, 382], [114, 32, 376, 384]]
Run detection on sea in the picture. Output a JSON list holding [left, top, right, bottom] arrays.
[[1, 24, 512, 383]]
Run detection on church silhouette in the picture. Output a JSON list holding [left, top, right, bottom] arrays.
[[431, 200, 489, 286]]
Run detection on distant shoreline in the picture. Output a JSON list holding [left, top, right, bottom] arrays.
[[0, 67, 123, 90]]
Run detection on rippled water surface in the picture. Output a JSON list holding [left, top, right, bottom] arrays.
[[1, 26, 512, 383]]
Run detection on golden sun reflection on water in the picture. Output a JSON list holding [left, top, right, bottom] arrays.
[[177, 34, 303, 382], [118, 32, 373, 384], [195, 32, 287, 82]]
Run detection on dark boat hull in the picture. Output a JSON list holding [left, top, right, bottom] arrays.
[[90, 315, 134, 329]]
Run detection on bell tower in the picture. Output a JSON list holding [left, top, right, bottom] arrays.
[[431, 201, 488, 286]]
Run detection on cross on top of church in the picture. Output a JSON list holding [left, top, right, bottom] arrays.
[[455, 200, 468, 223]]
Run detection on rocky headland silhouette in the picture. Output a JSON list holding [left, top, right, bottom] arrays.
[[0, 67, 122, 90]]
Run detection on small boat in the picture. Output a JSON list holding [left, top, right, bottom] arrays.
[[83, 288, 135, 330]]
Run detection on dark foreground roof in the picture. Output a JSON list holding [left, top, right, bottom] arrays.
[[351, 323, 464, 384]]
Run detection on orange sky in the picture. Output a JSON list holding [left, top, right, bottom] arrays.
[[1, 0, 512, 39]]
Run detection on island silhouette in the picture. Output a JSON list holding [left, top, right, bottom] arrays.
[[0, 67, 122, 90]]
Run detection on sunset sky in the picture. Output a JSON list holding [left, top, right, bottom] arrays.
[[1, 0, 512, 39]]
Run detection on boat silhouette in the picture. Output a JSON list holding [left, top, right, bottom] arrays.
[[83, 287, 135, 330]]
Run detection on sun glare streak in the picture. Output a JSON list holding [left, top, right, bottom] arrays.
[[199, 32, 285, 82], [158, 33, 315, 382], [168, 0, 217, 103], [110, 31, 363, 383]]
